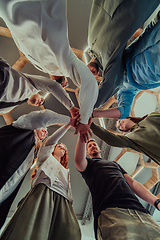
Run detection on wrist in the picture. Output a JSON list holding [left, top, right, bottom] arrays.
[[69, 104, 75, 111], [64, 119, 71, 128], [154, 199, 160, 210], [64, 123, 71, 130], [92, 110, 99, 118]]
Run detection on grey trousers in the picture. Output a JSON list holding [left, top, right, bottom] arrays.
[[97, 207, 160, 240], [88, 0, 160, 108]]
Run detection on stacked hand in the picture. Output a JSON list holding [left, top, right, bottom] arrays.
[[69, 106, 93, 142], [74, 117, 92, 143], [69, 106, 79, 117], [69, 114, 81, 128]]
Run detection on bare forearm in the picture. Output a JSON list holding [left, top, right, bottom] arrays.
[[125, 174, 158, 207], [93, 108, 121, 119], [75, 135, 87, 172], [132, 181, 157, 206]]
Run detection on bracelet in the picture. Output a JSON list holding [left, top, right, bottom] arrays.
[[154, 199, 160, 210]]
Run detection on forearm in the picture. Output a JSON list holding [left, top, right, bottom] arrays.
[[75, 135, 87, 172], [132, 180, 158, 207], [117, 84, 138, 119], [45, 125, 71, 146], [93, 108, 121, 119], [76, 61, 99, 124], [66, 50, 99, 124], [29, 75, 74, 110], [40, 2, 98, 123], [125, 174, 159, 208], [48, 81, 74, 110], [90, 122, 135, 148], [13, 109, 70, 130]]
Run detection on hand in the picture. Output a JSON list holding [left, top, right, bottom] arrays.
[[78, 117, 92, 142], [79, 133, 90, 143], [74, 122, 92, 143], [70, 114, 81, 128], [69, 106, 79, 118]]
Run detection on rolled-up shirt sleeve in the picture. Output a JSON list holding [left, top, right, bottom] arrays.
[[117, 77, 139, 119], [27, 74, 74, 110], [12, 109, 70, 130]]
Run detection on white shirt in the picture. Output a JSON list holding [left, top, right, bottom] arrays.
[[0, 0, 99, 123], [32, 125, 73, 202], [0, 58, 74, 114], [12, 109, 70, 130], [0, 110, 70, 204], [32, 147, 73, 202]]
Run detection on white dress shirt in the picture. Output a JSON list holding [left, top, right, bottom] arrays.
[[0, 0, 99, 123], [0, 58, 74, 114]]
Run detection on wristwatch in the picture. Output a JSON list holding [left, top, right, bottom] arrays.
[[154, 199, 160, 210]]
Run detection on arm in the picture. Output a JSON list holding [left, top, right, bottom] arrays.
[[36, 122, 71, 168], [94, 79, 138, 119], [74, 134, 88, 172], [40, 1, 99, 125], [75, 56, 99, 124], [28, 75, 75, 111], [44, 124, 70, 146], [69, 106, 79, 118], [36, 117, 78, 167], [12, 109, 70, 130], [32, 75, 79, 117], [124, 174, 160, 210], [45, 80, 74, 110], [117, 81, 138, 119], [90, 122, 141, 151], [44, 118, 75, 146], [93, 108, 121, 119]]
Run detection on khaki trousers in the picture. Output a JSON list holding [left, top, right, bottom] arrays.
[[97, 207, 160, 240]]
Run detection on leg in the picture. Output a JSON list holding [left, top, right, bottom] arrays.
[[1, 184, 81, 240], [97, 208, 160, 240]]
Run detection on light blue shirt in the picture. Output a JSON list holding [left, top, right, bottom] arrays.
[[118, 17, 160, 118]]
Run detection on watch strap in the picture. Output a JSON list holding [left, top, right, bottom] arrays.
[[154, 199, 160, 210]]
